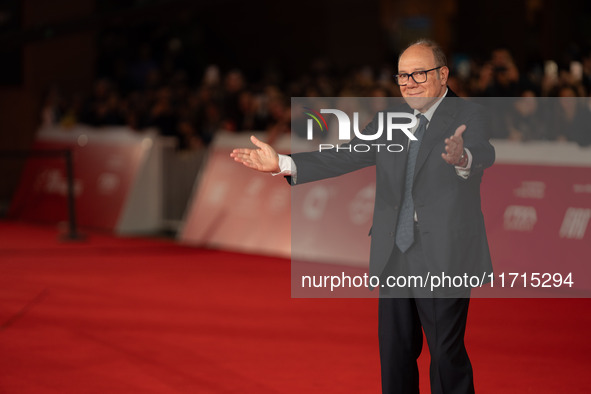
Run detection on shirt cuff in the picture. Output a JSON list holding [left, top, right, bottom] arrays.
[[272, 154, 297, 180], [454, 148, 472, 179]]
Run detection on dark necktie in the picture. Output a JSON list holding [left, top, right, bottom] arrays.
[[395, 114, 428, 253]]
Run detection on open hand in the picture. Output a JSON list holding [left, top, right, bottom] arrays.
[[441, 125, 466, 166], [230, 135, 280, 173]]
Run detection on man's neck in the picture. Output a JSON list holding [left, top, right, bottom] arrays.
[[414, 88, 448, 121]]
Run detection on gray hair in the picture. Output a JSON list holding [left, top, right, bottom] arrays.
[[398, 39, 448, 68]]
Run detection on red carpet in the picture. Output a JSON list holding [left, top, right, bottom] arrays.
[[0, 222, 589, 393]]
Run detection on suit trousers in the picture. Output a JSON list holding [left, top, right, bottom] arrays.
[[378, 224, 474, 394]]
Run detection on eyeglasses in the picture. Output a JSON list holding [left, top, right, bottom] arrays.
[[394, 66, 443, 86]]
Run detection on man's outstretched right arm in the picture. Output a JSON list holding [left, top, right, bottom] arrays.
[[231, 130, 377, 185]]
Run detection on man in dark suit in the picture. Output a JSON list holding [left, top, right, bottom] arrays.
[[231, 39, 495, 394]]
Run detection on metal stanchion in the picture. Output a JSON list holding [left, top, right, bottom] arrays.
[[62, 149, 85, 241], [1, 149, 86, 242]]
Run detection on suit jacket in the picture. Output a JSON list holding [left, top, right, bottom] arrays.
[[290, 90, 495, 280]]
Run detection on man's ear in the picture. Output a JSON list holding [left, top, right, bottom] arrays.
[[439, 66, 449, 85]]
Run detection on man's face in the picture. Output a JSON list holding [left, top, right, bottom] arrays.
[[398, 45, 449, 112]]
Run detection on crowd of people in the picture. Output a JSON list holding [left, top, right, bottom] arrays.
[[41, 44, 591, 149]]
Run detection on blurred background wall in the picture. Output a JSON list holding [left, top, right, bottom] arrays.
[[1, 0, 590, 217], [0, 0, 95, 205]]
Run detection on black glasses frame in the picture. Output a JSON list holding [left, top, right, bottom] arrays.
[[394, 66, 443, 86]]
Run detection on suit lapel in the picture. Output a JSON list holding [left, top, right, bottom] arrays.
[[414, 93, 457, 179], [386, 103, 412, 179], [379, 103, 411, 202]]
